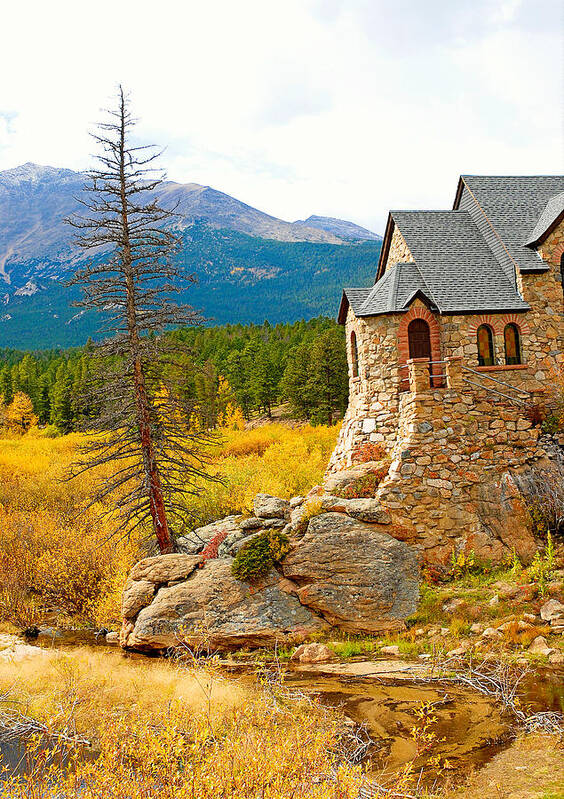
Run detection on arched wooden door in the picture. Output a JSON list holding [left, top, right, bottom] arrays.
[[408, 319, 431, 360]]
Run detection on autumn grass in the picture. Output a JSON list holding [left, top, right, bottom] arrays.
[[0, 647, 248, 740], [0, 648, 396, 799], [0, 423, 339, 630]]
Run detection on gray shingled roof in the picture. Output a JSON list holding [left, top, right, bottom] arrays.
[[383, 210, 527, 313], [352, 262, 436, 315], [339, 175, 563, 321], [459, 175, 564, 272], [342, 287, 372, 315], [524, 191, 564, 247]]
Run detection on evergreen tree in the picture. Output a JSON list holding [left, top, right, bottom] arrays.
[[280, 341, 313, 419], [18, 354, 38, 406], [0, 366, 12, 404], [50, 364, 74, 433], [36, 373, 52, 424], [309, 328, 348, 425]]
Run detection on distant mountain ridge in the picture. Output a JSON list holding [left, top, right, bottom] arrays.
[[0, 163, 382, 348], [297, 215, 381, 241]]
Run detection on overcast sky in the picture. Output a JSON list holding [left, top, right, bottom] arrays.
[[0, 0, 562, 233]]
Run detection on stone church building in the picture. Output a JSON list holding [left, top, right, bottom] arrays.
[[330, 175, 564, 567]]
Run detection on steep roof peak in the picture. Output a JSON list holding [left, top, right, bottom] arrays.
[[524, 191, 564, 248]]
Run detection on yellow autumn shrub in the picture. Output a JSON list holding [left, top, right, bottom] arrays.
[[0, 673, 380, 799], [184, 423, 339, 525], [0, 422, 339, 627]]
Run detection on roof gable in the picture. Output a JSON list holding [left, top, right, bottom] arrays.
[[524, 192, 564, 247], [388, 209, 528, 313], [340, 174, 564, 322]]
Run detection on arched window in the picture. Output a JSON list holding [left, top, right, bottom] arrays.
[[408, 319, 432, 360], [504, 323, 522, 365], [351, 331, 359, 378], [477, 324, 495, 366]]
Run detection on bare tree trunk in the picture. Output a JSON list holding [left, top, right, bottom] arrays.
[[67, 86, 215, 553], [116, 89, 172, 553]]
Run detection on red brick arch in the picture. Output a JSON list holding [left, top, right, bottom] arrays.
[[467, 314, 529, 337], [398, 306, 442, 386], [551, 242, 564, 265]]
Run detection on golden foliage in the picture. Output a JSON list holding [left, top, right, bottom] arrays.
[[0, 433, 142, 628], [217, 401, 246, 430], [4, 391, 37, 434], [0, 649, 420, 798], [0, 423, 339, 628], [184, 423, 339, 526]]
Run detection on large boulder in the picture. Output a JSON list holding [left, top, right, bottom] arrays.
[[129, 554, 202, 584], [253, 494, 290, 519], [475, 473, 538, 565], [122, 579, 155, 619], [121, 559, 327, 651], [282, 513, 419, 632], [120, 501, 421, 652], [176, 516, 242, 554]]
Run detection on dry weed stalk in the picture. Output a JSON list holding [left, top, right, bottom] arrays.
[[429, 655, 563, 736]]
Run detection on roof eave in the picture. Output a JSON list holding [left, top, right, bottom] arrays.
[[523, 208, 564, 249], [337, 291, 349, 325], [375, 213, 395, 282], [355, 302, 530, 318], [452, 175, 466, 210]]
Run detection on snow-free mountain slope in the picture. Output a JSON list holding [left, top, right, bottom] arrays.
[[0, 163, 382, 348]]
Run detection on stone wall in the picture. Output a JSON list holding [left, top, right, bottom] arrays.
[[386, 225, 414, 267], [520, 222, 564, 382], [329, 305, 403, 469], [331, 217, 564, 472], [373, 358, 547, 567], [331, 302, 556, 471]]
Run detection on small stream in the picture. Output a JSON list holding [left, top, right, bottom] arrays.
[[5, 632, 564, 784], [285, 671, 509, 779]]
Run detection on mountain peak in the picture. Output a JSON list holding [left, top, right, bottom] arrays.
[[297, 215, 381, 241], [0, 162, 79, 185]]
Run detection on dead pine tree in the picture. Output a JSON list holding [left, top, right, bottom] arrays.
[[67, 86, 212, 554]]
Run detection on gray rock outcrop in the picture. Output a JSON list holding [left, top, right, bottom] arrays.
[[120, 485, 420, 652], [282, 513, 418, 632], [122, 560, 327, 651], [253, 494, 290, 519]]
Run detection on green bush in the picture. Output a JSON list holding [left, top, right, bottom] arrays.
[[232, 530, 290, 582], [541, 412, 561, 435]]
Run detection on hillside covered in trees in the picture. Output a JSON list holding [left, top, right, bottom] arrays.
[[0, 317, 348, 433], [0, 211, 381, 349]]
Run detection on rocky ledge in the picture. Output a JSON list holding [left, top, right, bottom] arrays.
[[120, 468, 420, 652]]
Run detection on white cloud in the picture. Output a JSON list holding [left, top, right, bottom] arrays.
[[0, 0, 561, 233]]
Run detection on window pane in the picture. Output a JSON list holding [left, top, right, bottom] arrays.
[[504, 324, 521, 365], [351, 332, 359, 377], [477, 325, 494, 366]]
